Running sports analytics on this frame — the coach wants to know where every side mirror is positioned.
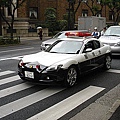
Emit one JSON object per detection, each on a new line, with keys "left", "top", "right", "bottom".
{"left": 85, "top": 48, "right": 92, "bottom": 53}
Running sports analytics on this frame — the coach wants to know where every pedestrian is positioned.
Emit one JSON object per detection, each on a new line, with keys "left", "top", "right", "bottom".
{"left": 91, "top": 27, "right": 100, "bottom": 39}
{"left": 101, "top": 27, "right": 107, "bottom": 36}
{"left": 38, "top": 28, "right": 43, "bottom": 40}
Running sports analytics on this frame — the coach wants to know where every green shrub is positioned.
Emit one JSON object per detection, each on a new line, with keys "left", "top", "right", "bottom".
{"left": 0, "top": 36, "right": 20, "bottom": 45}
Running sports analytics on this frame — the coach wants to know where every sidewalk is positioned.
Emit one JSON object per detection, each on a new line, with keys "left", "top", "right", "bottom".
{"left": 19, "top": 36, "right": 51, "bottom": 46}
{"left": 20, "top": 36, "right": 51, "bottom": 41}
{"left": 70, "top": 84, "right": 120, "bottom": 120}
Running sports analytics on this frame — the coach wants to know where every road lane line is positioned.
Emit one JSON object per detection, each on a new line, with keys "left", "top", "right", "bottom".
{"left": 0, "top": 70, "right": 15, "bottom": 77}
{"left": 0, "top": 47, "right": 34, "bottom": 54}
{"left": 107, "top": 69, "right": 120, "bottom": 74}
{"left": 28, "top": 86, "right": 105, "bottom": 120}
{"left": 0, "top": 53, "right": 36, "bottom": 61}
{"left": 0, "top": 87, "right": 64, "bottom": 119}
{"left": 0, "top": 83, "right": 34, "bottom": 98}
{"left": 0, "top": 55, "right": 24, "bottom": 61}
{"left": 0, "top": 75, "right": 20, "bottom": 86}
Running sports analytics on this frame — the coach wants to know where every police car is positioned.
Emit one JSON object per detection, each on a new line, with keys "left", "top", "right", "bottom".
{"left": 18, "top": 36, "right": 112, "bottom": 87}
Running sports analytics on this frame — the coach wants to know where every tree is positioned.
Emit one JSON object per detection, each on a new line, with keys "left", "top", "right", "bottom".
{"left": 105, "top": 0, "right": 120, "bottom": 24}
{"left": 67, "top": 0, "right": 82, "bottom": 29}
{"left": 82, "top": 0, "right": 104, "bottom": 16}
{"left": 0, "top": 0, "right": 26, "bottom": 38}
{"left": 44, "top": 8, "right": 57, "bottom": 34}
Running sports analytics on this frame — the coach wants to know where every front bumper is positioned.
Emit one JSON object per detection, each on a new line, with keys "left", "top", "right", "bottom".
{"left": 102, "top": 42, "right": 120, "bottom": 55}
{"left": 111, "top": 46, "right": 120, "bottom": 55}
{"left": 18, "top": 66, "right": 66, "bottom": 85}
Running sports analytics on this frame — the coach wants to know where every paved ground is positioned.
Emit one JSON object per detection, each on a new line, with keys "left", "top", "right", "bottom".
{"left": 20, "top": 36, "right": 50, "bottom": 41}
{"left": 18, "top": 36, "right": 120, "bottom": 120}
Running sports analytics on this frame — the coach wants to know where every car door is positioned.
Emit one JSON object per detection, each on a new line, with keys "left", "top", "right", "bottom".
{"left": 78, "top": 41, "right": 96, "bottom": 73}
{"left": 92, "top": 40, "right": 105, "bottom": 67}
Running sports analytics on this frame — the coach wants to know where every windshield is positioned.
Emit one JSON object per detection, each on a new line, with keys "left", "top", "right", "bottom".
{"left": 104, "top": 26, "right": 120, "bottom": 36}
{"left": 46, "top": 40, "right": 83, "bottom": 54}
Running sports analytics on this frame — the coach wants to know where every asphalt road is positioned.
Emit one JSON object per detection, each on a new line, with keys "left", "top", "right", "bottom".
{"left": 0, "top": 37, "right": 120, "bottom": 120}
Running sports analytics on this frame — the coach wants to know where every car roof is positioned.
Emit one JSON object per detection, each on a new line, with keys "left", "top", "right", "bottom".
{"left": 58, "top": 36, "right": 98, "bottom": 43}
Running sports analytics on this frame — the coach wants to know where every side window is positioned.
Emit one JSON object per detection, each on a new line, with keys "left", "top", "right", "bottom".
{"left": 93, "top": 40, "right": 100, "bottom": 49}
{"left": 85, "top": 41, "right": 93, "bottom": 49}
{"left": 83, "top": 41, "right": 93, "bottom": 52}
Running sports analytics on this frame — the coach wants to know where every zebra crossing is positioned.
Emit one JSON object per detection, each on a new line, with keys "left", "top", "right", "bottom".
{"left": 0, "top": 69, "right": 118, "bottom": 119}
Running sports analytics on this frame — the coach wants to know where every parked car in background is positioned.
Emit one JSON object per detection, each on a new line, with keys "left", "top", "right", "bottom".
{"left": 40, "top": 30, "right": 91, "bottom": 50}
{"left": 99, "top": 25, "right": 120, "bottom": 55}
{"left": 18, "top": 36, "right": 112, "bottom": 87}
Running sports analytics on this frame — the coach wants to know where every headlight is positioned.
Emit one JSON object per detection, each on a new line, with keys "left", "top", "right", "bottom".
{"left": 46, "top": 64, "right": 63, "bottom": 71}
{"left": 19, "top": 60, "right": 25, "bottom": 66}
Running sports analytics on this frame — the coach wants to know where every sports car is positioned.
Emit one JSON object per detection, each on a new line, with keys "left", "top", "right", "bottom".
{"left": 18, "top": 37, "right": 112, "bottom": 87}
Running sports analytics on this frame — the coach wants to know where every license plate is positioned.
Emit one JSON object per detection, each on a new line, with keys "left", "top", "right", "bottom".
{"left": 25, "top": 71, "right": 34, "bottom": 79}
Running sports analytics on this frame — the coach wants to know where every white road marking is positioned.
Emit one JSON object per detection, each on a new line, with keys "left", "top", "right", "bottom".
{"left": 0, "top": 87, "right": 64, "bottom": 119}
{"left": 0, "top": 70, "right": 15, "bottom": 77}
{"left": 28, "top": 86, "right": 105, "bottom": 120}
{"left": 0, "top": 75, "right": 20, "bottom": 86}
{"left": 0, "top": 55, "right": 24, "bottom": 61}
{"left": 107, "top": 69, "right": 120, "bottom": 74}
{"left": 0, "top": 47, "right": 34, "bottom": 54}
{"left": 0, "top": 52, "right": 37, "bottom": 61}
{"left": 0, "top": 83, "right": 34, "bottom": 98}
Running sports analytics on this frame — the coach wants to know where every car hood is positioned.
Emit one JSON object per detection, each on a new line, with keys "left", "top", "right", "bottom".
{"left": 22, "top": 51, "right": 76, "bottom": 66}
{"left": 99, "top": 35, "right": 120, "bottom": 43}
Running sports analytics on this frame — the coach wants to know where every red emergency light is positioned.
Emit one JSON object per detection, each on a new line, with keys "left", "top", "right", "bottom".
{"left": 65, "top": 31, "right": 91, "bottom": 37}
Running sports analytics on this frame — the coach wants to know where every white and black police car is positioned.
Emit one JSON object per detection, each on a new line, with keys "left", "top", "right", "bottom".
{"left": 18, "top": 36, "right": 112, "bottom": 87}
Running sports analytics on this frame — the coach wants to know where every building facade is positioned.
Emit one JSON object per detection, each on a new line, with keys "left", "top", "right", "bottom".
{"left": 1, "top": 0, "right": 119, "bottom": 36}
{"left": 17, "top": 0, "right": 116, "bottom": 24}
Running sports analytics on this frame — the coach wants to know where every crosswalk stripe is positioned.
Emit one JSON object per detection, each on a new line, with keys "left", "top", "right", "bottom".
{"left": 28, "top": 86, "right": 105, "bottom": 120}
{"left": 0, "top": 70, "right": 15, "bottom": 77}
{"left": 0, "top": 87, "right": 64, "bottom": 119}
{"left": 107, "top": 69, "right": 120, "bottom": 74}
{"left": 0, "top": 75, "right": 20, "bottom": 86}
{"left": 0, "top": 83, "right": 34, "bottom": 98}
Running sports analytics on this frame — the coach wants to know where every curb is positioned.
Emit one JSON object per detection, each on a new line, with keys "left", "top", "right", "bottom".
{"left": 103, "top": 100, "right": 120, "bottom": 120}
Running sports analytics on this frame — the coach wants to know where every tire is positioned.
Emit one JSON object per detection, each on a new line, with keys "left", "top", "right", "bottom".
{"left": 64, "top": 66, "right": 78, "bottom": 87}
{"left": 104, "top": 55, "right": 112, "bottom": 70}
